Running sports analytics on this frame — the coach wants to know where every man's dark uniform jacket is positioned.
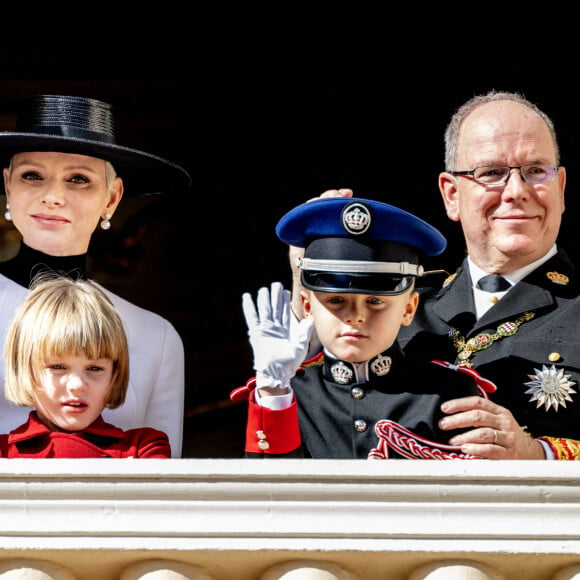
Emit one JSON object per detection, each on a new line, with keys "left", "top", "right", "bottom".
{"left": 397, "top": 249, "right": 580, "bottom": 459}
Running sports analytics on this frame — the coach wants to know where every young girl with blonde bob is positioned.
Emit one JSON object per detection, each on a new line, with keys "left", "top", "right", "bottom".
{"left": 0, "top": 275, "right": 171, "bottom": 458}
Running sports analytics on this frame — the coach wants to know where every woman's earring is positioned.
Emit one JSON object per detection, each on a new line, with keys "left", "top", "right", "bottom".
{"left": 4, "top": 203, "right": 11, "bottom": 222}
{"left": 100, "top": 213, "right": 111, "bottom": 230}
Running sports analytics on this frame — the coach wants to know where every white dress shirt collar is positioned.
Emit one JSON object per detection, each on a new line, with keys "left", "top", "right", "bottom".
{"left": 467, "top": 244, "right": 558, "bottom": 318}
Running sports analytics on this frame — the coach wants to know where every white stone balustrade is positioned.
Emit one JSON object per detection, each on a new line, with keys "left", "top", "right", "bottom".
{"left": 0, "top": 459, "right": 579, "bottom": 579}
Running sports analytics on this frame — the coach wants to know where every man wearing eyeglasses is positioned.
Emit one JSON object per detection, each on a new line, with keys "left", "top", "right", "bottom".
{"left": 289, "top": 91, "right": 580, "bottom": 460}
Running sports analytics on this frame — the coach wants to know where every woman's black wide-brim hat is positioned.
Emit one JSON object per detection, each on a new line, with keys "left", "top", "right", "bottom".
{"left": 0, "top": 94, "right": 192, "bottom": 196}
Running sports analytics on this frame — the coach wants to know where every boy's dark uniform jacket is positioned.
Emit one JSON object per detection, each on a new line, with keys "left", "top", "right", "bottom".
{"left": 232, "top": 344, "right": 490, "bottom": 459}
{"left": 398, "top": 248, "right": 580, "bottom": 459}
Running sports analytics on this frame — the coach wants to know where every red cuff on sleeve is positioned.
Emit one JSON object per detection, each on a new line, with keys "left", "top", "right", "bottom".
{"left": 245, "top": 390, "right": 301, "bottom": 454}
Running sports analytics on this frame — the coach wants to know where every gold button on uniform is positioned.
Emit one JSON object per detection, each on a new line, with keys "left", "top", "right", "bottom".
{"left": 548, "top": 352, "right": 561, "bottom": 362}
{"left": 256, "top": 430, "right": 269, "bottom": 450}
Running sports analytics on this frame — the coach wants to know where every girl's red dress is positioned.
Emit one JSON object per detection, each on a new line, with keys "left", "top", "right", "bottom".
{"left": 0, "top": 411, "right": 171, "bottom": 458}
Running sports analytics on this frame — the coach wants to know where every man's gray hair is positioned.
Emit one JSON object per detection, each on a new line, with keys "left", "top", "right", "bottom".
{"left": 444, "top": 90, "right": 560, "bottom": 171}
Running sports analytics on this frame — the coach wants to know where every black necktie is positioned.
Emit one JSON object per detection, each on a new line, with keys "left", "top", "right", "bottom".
{"left": 476, "top": 274, "right": 511, "bottom": 292}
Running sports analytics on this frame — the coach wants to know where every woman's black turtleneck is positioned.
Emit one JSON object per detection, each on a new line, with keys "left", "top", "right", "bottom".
{"left": 0, "top": 243, "right": 87, "bottom": 288}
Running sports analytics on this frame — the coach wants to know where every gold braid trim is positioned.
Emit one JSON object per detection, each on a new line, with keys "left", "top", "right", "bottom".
{"left": 537, "top": 436, "right": 580, "bottom": 460}
{"left": 301, "top": 351, "right": 324, "bottom": 369}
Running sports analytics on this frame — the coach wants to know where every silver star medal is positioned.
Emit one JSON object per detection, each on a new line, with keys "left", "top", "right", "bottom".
{"left": 524, "top": 364, "right": 577, "bottom": 411}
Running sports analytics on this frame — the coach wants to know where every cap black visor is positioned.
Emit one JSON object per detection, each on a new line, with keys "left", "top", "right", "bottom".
{"left": 301, "top": 271, "right": 414, "bottom": 295}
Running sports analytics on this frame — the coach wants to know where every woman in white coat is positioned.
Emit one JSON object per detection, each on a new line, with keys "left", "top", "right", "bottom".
{"left": 0, "top": 94, "right": 191, "bottom": 457}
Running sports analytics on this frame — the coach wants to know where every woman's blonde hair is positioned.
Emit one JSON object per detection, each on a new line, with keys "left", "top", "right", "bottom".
{"left": 4, "top": 274, "right": 129, "bottom": 408}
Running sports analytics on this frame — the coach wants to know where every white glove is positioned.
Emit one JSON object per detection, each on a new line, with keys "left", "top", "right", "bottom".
{"left": 242, "top": 282, "right": 314, "bottom": 390}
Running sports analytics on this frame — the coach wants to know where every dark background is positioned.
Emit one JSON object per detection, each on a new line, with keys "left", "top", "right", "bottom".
{"left": 0, "top": 47, "right": 577, "bottom": 457}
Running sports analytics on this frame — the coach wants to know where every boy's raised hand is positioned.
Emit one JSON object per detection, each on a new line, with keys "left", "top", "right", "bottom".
{"left": 242, "top": 282, "right": 314, "bottom": 392}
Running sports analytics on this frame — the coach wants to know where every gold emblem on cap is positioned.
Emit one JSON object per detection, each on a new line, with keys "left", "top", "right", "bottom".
{"left": 547, "top": 271, "right": 569, "bottom": 285}
{"left": 342, "top": 202, "right": 371, "bottom": 235}
{"left": 548, "top": 352, "right": 561, "bottom": 362}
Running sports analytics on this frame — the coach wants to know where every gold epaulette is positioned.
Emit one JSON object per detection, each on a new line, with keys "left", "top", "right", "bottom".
{"left": 537, "top": 436, "right": 580, "bottom": 460}
{"left": 442, "top": 272, "right": 457, "bottom": 287}
{"left": 301, "top": 351, "right": 324, "bottom": 369}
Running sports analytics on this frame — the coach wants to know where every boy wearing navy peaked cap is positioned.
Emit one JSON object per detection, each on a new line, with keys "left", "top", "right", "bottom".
{"left": 277, "top": 197, "right": 446, "bottom": 295}
{"left": 232, "top": 198, "right": 496, "bottom": 459}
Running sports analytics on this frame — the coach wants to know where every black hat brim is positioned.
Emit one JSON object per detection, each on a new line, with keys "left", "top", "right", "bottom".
{"left": 301, "top": 270, "right": 415, "bottom": 295}
{"left": 0, "top": 133, "right": 191, "bottom": 197}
